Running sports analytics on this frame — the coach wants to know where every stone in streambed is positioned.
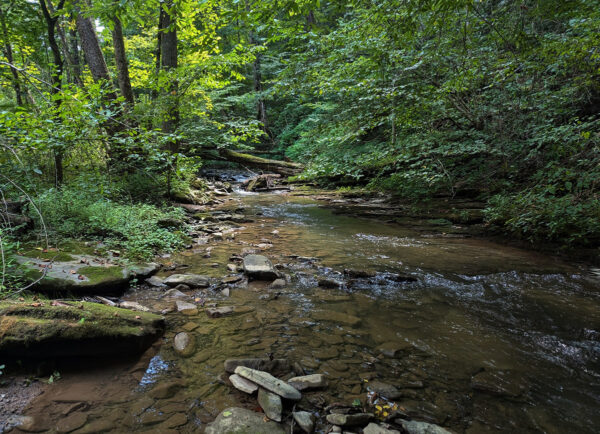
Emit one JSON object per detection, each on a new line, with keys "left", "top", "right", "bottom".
{"left": 56, "top": 412, "right": 88, "bottom": 433}
{"left": 312, "top": 310, "right": 361, "bottom": 326}
{"left": 363, "top": 423, "right": 401, "bottom": 434}
{"left": 293, "top": 411, "right": 315, "bottom": 433}
{"left": 269, "top": 278, "right": 286, "bottom": 289}
{"left": 146, "top": 275, "right": 167, "bottom": 288}
{"left": 229, "top": 374, "right": 258, "bottom": 394}
{"left": 400, "top": 420, "right": 452, "bottom": 434}
{"left": 163, "top": 288, "right": 189, "bottom": 299}
{"left": 224, "top": 358, "right": 290, "bottom": 374}
{"left": 234, "top": 366, "right": 301, "bottom": 400}
{"left": 258, "top": 388, "right": 283, "bottom": 422}
{"left": 175, "top": 300, "right": 198, "bottom": 315}
{"left": 243, "top": 254, "right": 278, "bottom": 280}
{"left": 288, "top": 374, "right": 327, "bottom": 391}
{"left": 367, "top": 380, "right": 401, "bottom": 400}
{"left": 318, "top": 278, "right": 343, "bottom": 288}
{"left": 205, "top": 407, "right": 284, "bottom": 434}
{"left": 326, "top": 413, "right": 373, "bottom": 427}
{"left": 163, "top": 274, "right": 210, "bottom": 288}
{"left": 206, "top": 306, "right": 234, "bottom": 318}
{"left": 173, "top": 332, "right": 195, "bottom": 357}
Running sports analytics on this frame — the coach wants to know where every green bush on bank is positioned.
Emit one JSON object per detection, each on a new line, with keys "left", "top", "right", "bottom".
{"left": 33, "top": 184, "right": 188, "bottom": 260}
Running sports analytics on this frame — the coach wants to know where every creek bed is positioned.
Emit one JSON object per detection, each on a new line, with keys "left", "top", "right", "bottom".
{"left": 10, "top": 191, "right": 600, "bottom": 433}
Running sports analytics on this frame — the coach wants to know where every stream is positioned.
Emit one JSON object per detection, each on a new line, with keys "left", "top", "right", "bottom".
{"left": 11, "top": 188, "right": 600, "bottom": 433}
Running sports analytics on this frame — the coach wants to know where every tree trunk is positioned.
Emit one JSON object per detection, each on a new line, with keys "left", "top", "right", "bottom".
{"left": 39, "top": 0, "right": 65, "bottom": 186}
{"left": 0, "top": 8, "right": 23, "bottom": 105}
{"left": 152, "top": 7, "right": 164, "bottom": 101}
{"left": 160, "top": 0, "right": 178, "bottom": 144}
{"left": 69, "top": 24, "right": 82, "bottom": 84}
{"left": 111, "top": 15, "right": 134, "bottom": 106}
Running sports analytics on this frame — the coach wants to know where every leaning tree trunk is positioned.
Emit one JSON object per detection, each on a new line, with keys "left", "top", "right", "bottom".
{"left": 111, "top": 15, "right": 134, "bottom": 106}
{"left": 218, "top": 149, "right": 303, "bottom": 176}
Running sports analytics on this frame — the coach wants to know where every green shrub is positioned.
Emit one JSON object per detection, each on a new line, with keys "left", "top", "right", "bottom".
{"left": 33, "top": 186, "right": 187, "bottom": 260}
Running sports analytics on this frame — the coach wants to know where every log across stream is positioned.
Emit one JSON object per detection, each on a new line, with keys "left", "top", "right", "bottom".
{"left": 3, "top": 186, "right": 600, "bottom": 433}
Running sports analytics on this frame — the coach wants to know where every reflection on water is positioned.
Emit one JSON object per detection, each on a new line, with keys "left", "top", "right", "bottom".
{"left": 26, "top": 192, "right": 600, "bottom": 433}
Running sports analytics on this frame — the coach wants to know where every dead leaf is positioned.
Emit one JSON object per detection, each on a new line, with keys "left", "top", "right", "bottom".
{"left": 70, "top": 270, "right": 76, "bottom": 274}
{"left": 77, "top": 275, "right": 85, "bottom": 280}
{"left": 135, "top": 315, "right": 141, "bottom": 320}
{"left": 77, "top": 304, "right": 84, "bottom": 310}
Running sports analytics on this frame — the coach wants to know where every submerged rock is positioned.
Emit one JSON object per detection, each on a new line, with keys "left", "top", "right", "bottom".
{"left": 234, "top": 366, "right": 302, "bottom": 400}
{"left": 229, "top": 374, "right": 258, "bottom": 394}
{"left": 173, "top": 332, "right": 195, "bottom": 357}
{"left": 293, "top": 411, "right": 315, "bottom": 433}
{"left": 205, "top": 407, "right": 285, "bottom": 434}
{"left": 206, "top": 306, "right": 234, "bottom": 318}
{"left": 470, "top": 369, "right": 527, "bottom": 398}
{"left": 258, "top": 388, "right": 283, "bottom": 422}
{"left": 288, "top": 374, "right": 327, "bottom": 391}
{"left": 326, "top": 413, "right": 373, "bottom": 427}
{"left": 224, "top": 358, "right": 290, "bottom": 374}
{"left": 312, "top": 310, "right": 361, "bottom": 326}
{"left": 318, "top": 278, "right": 343, "bottom": 288}
{"left": 175, "top": 300, "right": 198, "bottom": 315}
{"left": 0, "top": 301, "right": 164, "bottom": 357}
{"left": 400, "top": 420, "right": 452, "bottom": 434}
{"left": 367, "top": 381, "right": 401, "bottom": 400}
{"left": 243, "top": 254, "right": 278, "bottom": 280}
{"left": 363, "top": 423, "right": 401, "bottom": 434}
{"left": 163, "top": 274, "right": 210, "bottom": 288}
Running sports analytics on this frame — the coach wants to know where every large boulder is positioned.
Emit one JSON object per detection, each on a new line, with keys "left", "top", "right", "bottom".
{"left": 16, "top": 253, "right": 156, "bottom": 295}
{"left": 243, "top": 254, "right": 278, "bottom": 280}
{"left": 0, "top": 301, "right": 165, "bottom": 358}
{"left": 205, "top": 407, "right": 285, "bottom": 434}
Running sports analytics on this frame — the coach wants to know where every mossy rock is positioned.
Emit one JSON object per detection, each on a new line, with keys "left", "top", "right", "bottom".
{"left": 0, "top": 301, "right": 165, "bottom": 358}
{"left": 16, "top": 254, "right": 158, "bottom": 295}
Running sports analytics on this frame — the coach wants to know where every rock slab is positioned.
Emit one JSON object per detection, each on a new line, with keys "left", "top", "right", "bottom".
{"left": 363, "top": 423, "right": 401, "bottom": 434}
{"left": 243, "top": 254, "right": 278, "bottom": 280}
{"left": 164, "top": 274, "right": 210, "bottom": 288}
{"left": 400, "top": 420, "right": 453, "bottom": 434}
{"left": 205, "top": 407, "right": 285, "bottom": 434}
{"left": 293, "top": 411, "right": 315, "bottom": 433}
{"left": 288, "top": 374, "right": 327, "bottom": 391}
{"left": 234, "top": 366, "right": 302, "bottom": 400}
{"left": 229, "top": 374, "right": 258, "bottom": 394}
{"left": 258, "top": 388, "right": 283, "bottom": 422}
{"left": 326, "top": 413, "right": 373, "bottom": 427}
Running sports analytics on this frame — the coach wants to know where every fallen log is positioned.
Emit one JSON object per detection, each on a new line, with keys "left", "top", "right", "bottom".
{"left": 218, "top": 149, "right": 303, "bottom": 176}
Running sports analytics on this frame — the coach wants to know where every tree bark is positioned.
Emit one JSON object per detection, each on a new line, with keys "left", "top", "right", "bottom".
{"left": 160, "top": 0, "right": 179, "bottom": 145}
{"left": 111, "top": 15, "right": 134, "bottom": 106}
{"left": 152, "top": 7, "right": 164, "bottom": 101}
{"left": 0, "top": 7, "right": 23, "bottom": 105}
{"left": 39, "top": 0, "right": 66, "bottom": 186}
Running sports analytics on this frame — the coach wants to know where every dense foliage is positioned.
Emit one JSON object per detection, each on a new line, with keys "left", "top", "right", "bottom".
{"left": 0, "top": 0, "right": 598, "bottom": 287}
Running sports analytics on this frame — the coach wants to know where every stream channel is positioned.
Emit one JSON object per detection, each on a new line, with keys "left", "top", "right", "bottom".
{"left": 11, "top": 186, "right": 600, "bottom": 433}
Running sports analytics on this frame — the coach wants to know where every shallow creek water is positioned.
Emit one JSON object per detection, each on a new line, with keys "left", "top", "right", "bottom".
{"left": 16, "top": 191, "right": 600, "bottom": 433}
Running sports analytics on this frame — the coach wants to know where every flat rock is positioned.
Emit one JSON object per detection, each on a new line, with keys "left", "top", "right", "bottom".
{"left": 229, "top": 374, "right": 258, "bottom": 394}
{"left": 173, "top": 332, "right": 195, "bottom": 357}
{"left": 205, "top": 407, "right": 285, "bottom": 434}
{"left": 0, "top": 301, "right": 164, "bottom": 358}
{"left": 149, "top": 381, "right": 184, "bottom": 399}
{"left": 326, "top": 413, "right": 373, "bottom": 427}
{"left": 206, "top": 306, "right": 234, "bottom": 318}
{"left": 129, "top": 262, "right": 160, "bottom": 278}
{"left": 269, "top": 278, "right": 286, "bottom": 289}
{"left": 258, "top": 388, "right": 283, "bottom": 422}
{"left": 146, "top": 276, "right": 167, "bottom": 288}
{"left": 56, "top": 412, "right": 88, "bottom": 433}
{"left": 288, "top": 374, "right": 327, "bottom": 391}
{"left": 243, "top": 254, "right": 278, "bottom": 280}
{"left": 367, "top": 381, "right": 401, "bottom": 400}
{"left": 163, "top": 274, "right": 210, "bottom": 288}
{"left": 400, "top": 420, "right": 452, "bottom": 434}
{"left": 119, "top": 301, "right": 152, "bottom": 312}
{"left": 224, "top": 358, "right": 290, "bottom": 374}
{"left": 364, "top": 423, "right": 401, "bottom": 434}
{"left": 234, "top": 366, "right": 302, "bottom": 400}
{"left": 175, "top": 300, "right": 198, "bottom": 315}
{"left": 163, "top": 289, "right": 189, "bottom": 299}
{"left": 222, "top": 275, "right": 243, "bottom": 284}
{"left": 344, "top": 269, "right": 376, "bottom": 278}
{"left": 312, "top": 310, "right": 361, "bottom": 326}
{"left": 293, "top": 411, "right": 315, "bottom": 433}
{"left": 318, "top": 278, "right": 343, "bottom": 288}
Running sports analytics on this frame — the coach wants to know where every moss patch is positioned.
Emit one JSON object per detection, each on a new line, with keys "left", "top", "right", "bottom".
{"left": 0, "top": 301, "right": 165, "bottom": 357}
{"left": 78, "top": 266, "right": 127, "bottom": 285}
{"left": 21, "top": 249, "right": 75, "bottom": 262}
